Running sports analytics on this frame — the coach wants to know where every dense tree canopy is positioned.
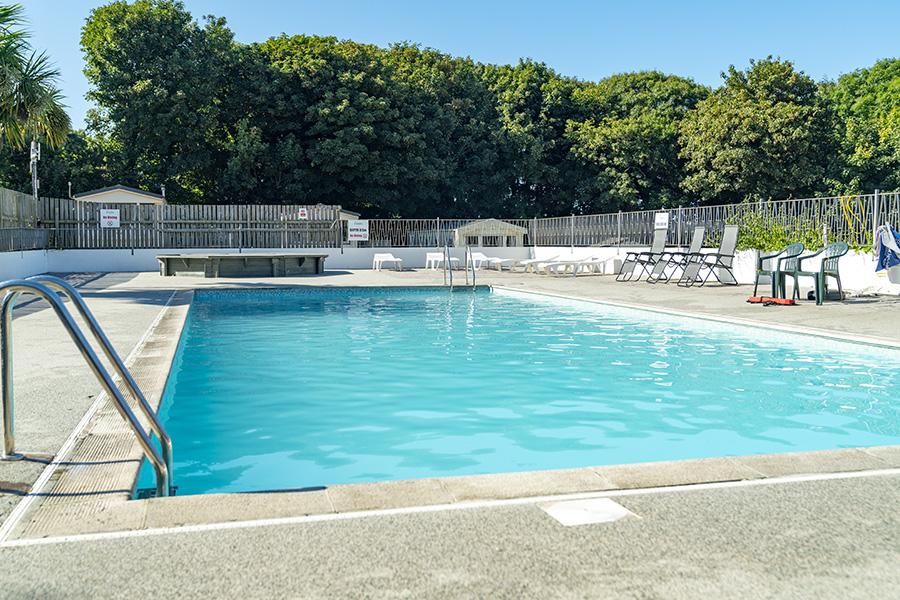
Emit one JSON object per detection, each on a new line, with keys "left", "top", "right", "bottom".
{"left": 80, "top": 0, "right": 237, "bottom": 201}
{"left": 0, "top": 0, "right": 897, "bottom": 216}
{"left": 679, "top": 58, "right": 835, "bottom": 203}
{"left": 567, "top": 71, "right": 708, "bottom": 210}
{"left": 828, "top": 58, "right": 900, "bottom": 193}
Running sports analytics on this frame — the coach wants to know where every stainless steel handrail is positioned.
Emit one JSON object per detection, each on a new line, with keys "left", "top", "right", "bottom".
{"left": 444, "top": 241, "right": 453, "bottom": 289}
{"left": 465, "top": 245, "right": 476, "bottom": 288}
{"left": 26, "top": 275, "right": 173, "bottom": 486}
{"left": 0, "top": 280, "right": 170, "bottom": 497}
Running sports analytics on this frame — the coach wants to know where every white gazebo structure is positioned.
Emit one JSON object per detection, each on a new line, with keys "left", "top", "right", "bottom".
{"left": 453, "top": 219, "right": 527, "bottom": 247}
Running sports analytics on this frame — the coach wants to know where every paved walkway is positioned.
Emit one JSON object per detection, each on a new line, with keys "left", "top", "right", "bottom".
{"left": 1, "top": 269, "right": 899, "bottom": 597}
{"left": 2, "top": 473, "right": 898, "bottom": 599}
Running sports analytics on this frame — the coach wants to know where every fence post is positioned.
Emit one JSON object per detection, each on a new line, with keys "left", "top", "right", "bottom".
{"left": 53, "top": 198, "right": 59, "bottom": 248}
{"left": 335, "top": 205, "right": 342, "bottom": 250}
{"left": 435, "top": 217, "right": 440, "bottom": 248}
{"left": 532, "top": 217, "right": 537, "bottom": 247}
{"left": 570, "top": 214, "right": 575, "bottom": 251}
{"left": 873, "top": 189, "right": 880, "bottom": 245}
{"left": 616, "top": 210, "right": 622, "bottom": 254}
{"left": 677, "top": 206, "right": 683, "bottom": 246}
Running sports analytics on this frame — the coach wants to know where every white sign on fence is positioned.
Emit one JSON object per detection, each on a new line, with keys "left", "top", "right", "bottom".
{"left": 297, "top": 207, "right": 308, "bottom": 220}
{"left": 654, "top": 211, "right": 669, "bottom": 229}
{"left": 99, "top": 209, "right": 121, "bottom": 229}
{"left": 347, "top": 219, "right": 369, "bottom": 242}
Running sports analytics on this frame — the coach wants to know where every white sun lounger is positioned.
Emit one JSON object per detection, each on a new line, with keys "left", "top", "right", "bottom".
{"left": 517, "top": 255, "right": 559, "bottom": 273}
{"left": 534, "top": 255, "right": 582, "bottom": 274}
{"left": 544, "top": 255, "right": 607, "bottom": 276}
{"left": 470, "top": 252, "right": 513, "bottom": 271}
{"left": 373, "top": 253, "right": 403, "bottom": 271}
{"left": 425, "top": 252, "right": 459, "bottom": 270}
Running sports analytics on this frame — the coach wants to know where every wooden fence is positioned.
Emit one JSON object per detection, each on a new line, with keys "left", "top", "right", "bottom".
{"left": 0, "top": 188, "right": 40, "bottom": 229}
{"left": 37, "top": 198, "right": 342, "bottom": 249}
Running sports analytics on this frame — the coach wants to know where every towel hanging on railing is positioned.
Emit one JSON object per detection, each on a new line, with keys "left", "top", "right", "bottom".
{"left": 874, "top": 225, "right": 900, "bottom": 272}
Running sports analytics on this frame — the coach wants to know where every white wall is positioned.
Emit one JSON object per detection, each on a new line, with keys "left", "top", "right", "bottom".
{"left": 529, "top": 246, "right": 900, "bottom": 295}
{"left": 35, "top": 246, "right": 530, "bottom": 274}
{"left": 0, "top": 250, "right": 49, "bottom": 280}
{"left": 2, "top": 245, "right": 898, "bottom": 295}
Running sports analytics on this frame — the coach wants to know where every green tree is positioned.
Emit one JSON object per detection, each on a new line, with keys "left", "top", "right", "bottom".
{"left": 382, "top": 44, "right": 508, "bottom": 217}
{"left": 250, "top": 35, "right": 449, "bottom": 216}
{"left": 0, "top": 130, "right": 123, "bottom": 197}
{"left": 828, "top": 58, "right": 900, "bottom": 192}
{"left": 82, "top": 0, "right": 239, "bottom": 202}
{"left": 483, "top": 60, "right": 594, "bottom": 216}
{"left": 567, "top": 71, "right": 708, "bottom": 211}
{"left": 679, "top": 57, "right": 834, "bottom": 203}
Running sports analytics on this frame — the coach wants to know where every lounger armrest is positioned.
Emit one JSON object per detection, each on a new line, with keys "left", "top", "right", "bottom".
{"left": 701, "top": 252, "right": 734, "bottom": 264}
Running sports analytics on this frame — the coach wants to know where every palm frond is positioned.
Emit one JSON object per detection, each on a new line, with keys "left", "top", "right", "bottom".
{"left": 0, "top": 50, "right": 70, "bottom": 149}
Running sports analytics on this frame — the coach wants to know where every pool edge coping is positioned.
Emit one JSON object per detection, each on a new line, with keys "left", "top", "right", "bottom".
{"left": 3, "top": 282, "right": 899, "bottom": 541}
{"left": 0, "top": 288, "right": 193, "bottom": 543}
{"left": 492, "top": 285, "right": 900, "bottom": 350}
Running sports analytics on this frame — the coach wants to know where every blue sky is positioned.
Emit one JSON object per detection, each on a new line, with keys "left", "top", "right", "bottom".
{"left": 21, "top": 0, "right": 900, "bottom": 129}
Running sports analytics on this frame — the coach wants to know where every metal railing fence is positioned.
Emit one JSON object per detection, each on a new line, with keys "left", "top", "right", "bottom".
{"left": 0, "top": 188, "right": 896, "bottom": 252}
{"left": 360, "top": 192, "right": 898, "bottom": 249}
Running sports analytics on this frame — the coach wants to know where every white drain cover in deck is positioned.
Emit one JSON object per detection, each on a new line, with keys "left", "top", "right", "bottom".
{"left": 539, "top": 498, "right": 637, "bottom": 526}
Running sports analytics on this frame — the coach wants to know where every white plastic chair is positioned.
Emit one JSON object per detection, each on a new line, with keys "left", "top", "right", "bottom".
{"left": 372, "top": 253, "right": 403, "bottom": 271}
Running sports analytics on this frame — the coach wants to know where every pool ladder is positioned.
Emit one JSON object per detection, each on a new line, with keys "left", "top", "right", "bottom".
{"left": 464, "top": 245, "right": 476, "bottom": 288}
{"left": 441, "top": 243, "right": 476, "bottom": 289}
{"left": 0, "top": 275, "right": 173, "bottom": 497}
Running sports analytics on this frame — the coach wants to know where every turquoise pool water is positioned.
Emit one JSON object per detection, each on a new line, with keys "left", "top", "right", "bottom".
{"left": 139, "top": 287, "right": 900, "bottom": 495}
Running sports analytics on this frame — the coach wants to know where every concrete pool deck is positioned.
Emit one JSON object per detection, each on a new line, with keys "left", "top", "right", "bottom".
{"left": 1, "top": 268, "right": 899, "bottom": 597}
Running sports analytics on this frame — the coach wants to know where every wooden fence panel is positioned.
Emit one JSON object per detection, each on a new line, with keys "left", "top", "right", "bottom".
{"left": 23, "top": 198, "right": 343, "bottom": 249}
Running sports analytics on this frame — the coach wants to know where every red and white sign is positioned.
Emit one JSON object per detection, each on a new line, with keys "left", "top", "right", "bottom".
{"left": 347, "top": 220, "right": 369, "bottom": 242}
{"left": 99, "top": 209, "right": 121, "bottom": 229}
{"left": 297, "top": 208, "right": 309, "bottom": 220}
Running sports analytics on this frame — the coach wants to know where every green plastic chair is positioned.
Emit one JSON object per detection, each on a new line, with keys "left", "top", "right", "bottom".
{"left": 789, "top": 242, "right": 850, "bottom": 305}
{"left": 753, "top": 243, "right": 804, "bottom": 298}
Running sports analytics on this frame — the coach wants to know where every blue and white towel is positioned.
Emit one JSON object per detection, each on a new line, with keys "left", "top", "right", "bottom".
{"left": 874, "top": 225, "right": 900, "bottom": 271}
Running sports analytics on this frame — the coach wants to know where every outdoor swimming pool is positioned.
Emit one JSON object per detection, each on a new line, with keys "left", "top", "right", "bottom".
{"left": 139, "top": 287, "right": 900, "bottom": 495}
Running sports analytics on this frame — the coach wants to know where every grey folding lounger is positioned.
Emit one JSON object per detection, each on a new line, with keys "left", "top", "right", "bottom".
{"left": 648, "top": 225, "right": 706, "bottom": 284}
{"left": 678, "top": 224, "right": 739, "bottom": 287}
{"left": 616, "top": 226, "right": 669, "bottom": 282}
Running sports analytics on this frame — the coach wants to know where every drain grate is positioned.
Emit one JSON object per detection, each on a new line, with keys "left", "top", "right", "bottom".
{"left": 539, "top": 498, "right": 637, "bottom": 526}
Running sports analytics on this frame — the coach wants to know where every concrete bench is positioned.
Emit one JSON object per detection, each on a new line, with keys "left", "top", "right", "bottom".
{"left": 157, "top": 253, "right": 327, "bottom": 278}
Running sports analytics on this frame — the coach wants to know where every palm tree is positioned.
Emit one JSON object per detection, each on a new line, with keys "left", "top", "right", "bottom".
{"left": 0, "top": 4, "right": 70, "bottom": 151}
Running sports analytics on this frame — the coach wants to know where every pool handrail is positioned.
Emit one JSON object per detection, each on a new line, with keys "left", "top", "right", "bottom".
{"left": 26, "top": 275, "right": 173, "bottom": 489}
{"left": 443, "top": 240, "right": 453, "bottom": 289}
{"left": 0, "top": 279, "right": 171, "bottom": 497}
{"left": 465, "top": 245, "right": 476, "bottom": 287}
